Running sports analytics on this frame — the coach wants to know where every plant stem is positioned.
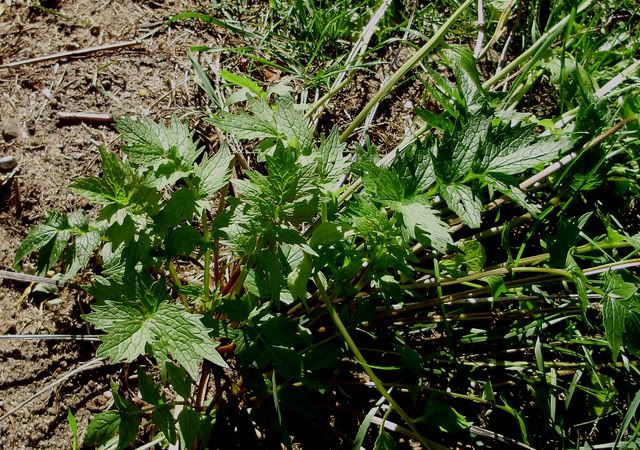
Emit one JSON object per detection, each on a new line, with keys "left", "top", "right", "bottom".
{"left": 202, "top": 209, "right": 212, "bottom": 309}
{"left": 313, "top": 274, "right": 434, "bottom": 448}
{"left": 339, "top": 0, "right": 474, "bottom": 142}
{"left": 482, "top": 0, "right": 593, "bottom": 90}
{"left": 168, "top": 261, "right": 189, "bottom": 308}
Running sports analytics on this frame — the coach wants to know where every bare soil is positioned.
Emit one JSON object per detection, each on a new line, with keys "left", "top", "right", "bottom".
{"left": 0, "top": 1, "right": 224, "bottom": 448}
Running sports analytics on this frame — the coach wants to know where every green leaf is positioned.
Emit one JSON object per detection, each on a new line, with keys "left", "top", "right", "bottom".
{"left": 354, "top": 158, "right": 404, "bottom": 203}
{"left": 85, "top": 411, "right": 120, "bottom": 446}
{"left": 14, "top": 211, "right": 71, "bottom": 273}
{"left": 85, "top": 296, "right": 228, "bottom": 380}
{"left": 486, "top": 134, "right": 571, "bottom": 175}
{"left": 440, "top": 183, "right": 483, "bottom": 228}
{"left": 212, "top": 99, "right": 313, "bottom": 151}
{"left": 315, "top": 127, "right": 350, "bottom": 191}
{"left": 420, "top": 393, "right": 471, "bottom": 432}
{"left": 435, "top": 115, "right": 491, "bottom": 182}
{"left": 602, "top": 295, "right": 640, "bottom": 360}
{"left": 165, "top": 225, "right": 201, "bottom": 258}
{"left": 137, "top": 368, "right": 160, "bottom": 405}
{"left": 309, "top": 222, "right": 343, "bottom": 247}
{"left": 67, "top": 409, "right": 78, "bottom": 450}
{"left": 65, "top": 230, "right": 101, "bottom": 280}
{"left": 155, "top": 187, "right": 198, "bottom": 229}
{"left": 116, "top": 115, "right": 202, "bottom": 172}
{"left": 286, "top": 246, "right": 313, "bottom": 302}
{"left": 167, "top": 362, "right": 192, "bottom": 399}
{"left": 485, "top": 174, "right": 540, "bottom": 216}
{"left": 373, "top": 431, "right": 401, "bottom": 450}
{"left": 220, "top": 69, "right": 265, "bottom": 98}
{"left": 544, "top": 217, "right": 581, "bottom": 268}
{"left": 396, "top": 200, "right": 452, "bottom": 253}
{"left": 178, "top": 406, "right": 200, "bottom": 448}
{"left": 152, "top": 404, "right": 177, "bottom": 444}
{"left": 193, "top": 148, "right": 234, "bottom": 198}
{"left": 446, "top": 45, "right": 485, "bottom": 112}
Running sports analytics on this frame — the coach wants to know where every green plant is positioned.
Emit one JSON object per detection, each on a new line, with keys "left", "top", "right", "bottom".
{"left": 12, "top": 1, "right": 640, "bottom": 448}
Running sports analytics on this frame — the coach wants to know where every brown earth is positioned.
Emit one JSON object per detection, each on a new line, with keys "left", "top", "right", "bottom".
{"left": 0, "top": 1, "right": 226, "bottom": 448}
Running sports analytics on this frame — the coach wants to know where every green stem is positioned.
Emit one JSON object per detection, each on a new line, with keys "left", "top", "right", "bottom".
{"left": 313, "top": 274, "right": 434, "bottom": 448}
{"left": 168, "top": 261, "right": 189, "bottom": 309}
{"left": 202, "top": 209, "right": 212, "bottom": 309}
{"left": 339, "top": 0, "right": 474, "bottom": 142}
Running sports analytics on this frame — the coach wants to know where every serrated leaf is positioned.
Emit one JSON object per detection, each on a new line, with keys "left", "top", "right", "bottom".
{"left": 309, "top": 222, "right": 343, "bottom": 247}
{"left": 440, "top": 183, "right": 483, "bottom": 228}
{"left": 485, "top": 174, "right": 540, "bottom": 215}
{"left": 420, "top": 393, "right": 471, "bottom": 432}
{"left": 316, "top": 127, "right": 350, "bottom": 191}
{"left": 354, "top": 158, "right": 404, "bottom": 203}
{"left": 14, "top": 211, "right": 71, "bottom": 273}
{"left": 392, "top": 143, "right": 436, "bottom": 196}
{"left": 435, "top": 115, "right": 491, "bottom": 182}
{"left": 65, "top": 230, "right": 101, "bottom": 280}
{"left": 603, "top": 295, "right": 640, "bottom": 360}
{"left": 446, "top": 45, "right": 485, "bottom": 112}
{"left": 286, "top": 247, "right": 312, "bottom": 301}
{"left": 117, "top": 411, "right": 141, "bottom": 450}
{"left": 194, "top": 149, "right": 234, "bottom": 198}
{"left": 220, "top": 70, "right": 265, "bottom": 98}
{"left": 167, "top": 362, "right": 192, "bottom": 398}
{"left": 137, "top": 368, "right": 160, "bottom": 405}
{"left": 155, "top": 187, "right": 198, "bottom": 229}
{"left": 396, "top": 201, "right": 452, "bottom": 253}
{"left": 165, "top": 225, "right": 201, "bottom": 258}
{"left": 487, "top": 134, "right": 572, "bottom": 175}
{"left": 85, "top": 298, "right": 228, "bottom": 380}
{"left": 116, "top": 116, "right": 202, "bottom": 172}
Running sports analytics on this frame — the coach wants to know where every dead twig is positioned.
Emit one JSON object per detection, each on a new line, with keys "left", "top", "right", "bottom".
{"left": 0, "top": 39, "right": 144, "bottom": 70}
{"left": 56, "top": 111, "right": 114, "bottom": 125}
{"left": 0, "top": 334, "right": 100, "bottom": 341}
{"left": 0, "top": 269, "right": 77, "bottom": 289}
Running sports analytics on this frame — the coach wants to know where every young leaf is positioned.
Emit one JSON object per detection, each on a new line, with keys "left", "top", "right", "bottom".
{"left": 419, "top": 393, "right": 472, "bottom": 432}
{"left": 211, "top": 99, "right": 313, "bottom": 151}
{"left": 152, "top": 404, "right": 177, "bottom": 444}
{"left": 85, "top": 299, "right": 228, "bottom": 379}
{"left": 67, "top": 409, "right": 78, "bottom": 450}
{"left": 446, "top": 45, "right": 486, "bottom": 112}
{"left": 434, "top": 114, "right": 491, "bottom": 182}
{"left": 13, "top": 211, "right": 71, "bottom": 273}
{"left": 178, "top": 406, "right": 200, "bottom": 448}
{"left": 116, "top": 115, "right": 202, "bottom": 178}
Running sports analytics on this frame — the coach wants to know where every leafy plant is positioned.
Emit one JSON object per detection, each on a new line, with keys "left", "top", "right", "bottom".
{"left": 12, "top": 0, "right": 640, "bottom": 448}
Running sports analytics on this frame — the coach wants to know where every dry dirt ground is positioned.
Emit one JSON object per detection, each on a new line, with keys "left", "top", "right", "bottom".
{"left": 0, "top": 1, "right": 230, "bottom": 448}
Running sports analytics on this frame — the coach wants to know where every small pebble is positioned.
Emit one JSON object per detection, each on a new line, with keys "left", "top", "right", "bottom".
{"left": 1, "top": 119, "right": 22, "bottom": 142}
{"left": 0, "top": 155, "right": 17, "bottom": 170}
